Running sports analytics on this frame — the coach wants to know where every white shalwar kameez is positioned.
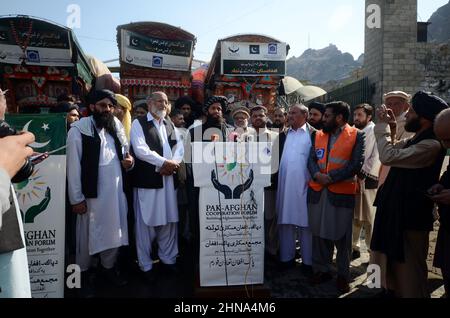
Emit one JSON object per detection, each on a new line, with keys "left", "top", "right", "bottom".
{"left": 130, "top": 113, "right": 184, "bottom": 272}
{"left": 276, "top": 124, "right": 313, "bottom": 264}
{"left": 67, "top": 117, "right": 129, "bottom": 271}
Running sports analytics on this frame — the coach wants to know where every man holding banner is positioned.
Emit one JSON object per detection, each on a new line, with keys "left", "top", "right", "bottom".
{"left": 67, "top": 90, "right": 133, "bottom": 296}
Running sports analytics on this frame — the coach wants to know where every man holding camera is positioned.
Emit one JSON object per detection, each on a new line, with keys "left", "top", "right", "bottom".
{"left": 0, "top": 88, "right": 34, "bottom": 298}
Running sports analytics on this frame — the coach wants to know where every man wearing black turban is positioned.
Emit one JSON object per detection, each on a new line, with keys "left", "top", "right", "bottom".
{"left": 67, "top": 89, "right": 134, "bottom": 296}
{"left": 188, "top": 96, "right": 233, "bottom": 143}
{"left": 184, "top": 96, "right": 234, "bottom": 260}
{"left": 371, "top": 91, "right": 449, "bottom": 298}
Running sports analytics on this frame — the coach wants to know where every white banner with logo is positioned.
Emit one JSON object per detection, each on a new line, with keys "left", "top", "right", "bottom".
{"left": 221, "top": 41, "right": 287, "bottom": 61}
{"left": 8, "top": 114, "right": 67, "bottom": 298}
{"left": 120, "top": 29, "right": 193, "bottom": 71}
{"left": 0, "top": 44, "right": 73, "bottom": 66}
{"left": 192, "top": 142, "right": 271, "bottom": 287}
{"left": 221, "top": 41, "right": 286, "bottom": 76}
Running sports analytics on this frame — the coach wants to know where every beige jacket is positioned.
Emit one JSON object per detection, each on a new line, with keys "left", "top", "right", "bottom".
{"left": 375, "top": 122, "right": 442, "bottom": 169}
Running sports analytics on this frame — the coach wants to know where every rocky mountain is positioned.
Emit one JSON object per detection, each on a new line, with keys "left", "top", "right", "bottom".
{"left": 428, "top": 1, "right": 450, "bottom": 43}
{"left": 286, "top": 44, "right": 362, "bottom": 85}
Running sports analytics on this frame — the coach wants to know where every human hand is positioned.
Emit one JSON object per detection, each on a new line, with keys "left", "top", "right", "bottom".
{"left": 431, "top": 189, "right": 450, "bottom": 206}
{"left": 376, "top": 105, "right": 397, "bottom": 126}
{"left": 0, "top": 132, "right": 35, "bottom": 178}
{"left": 428, "top": 184, "right": 445, "bottom": 195}
{"left": 160, "top": 160, "right": 179, "bottom": 176}
{"left": 72, "top": 201, "right": 87, "bottom": 215}
{"left": 121, "top": 153, "right": 134, "bottom": 170}
{"left": 314, "top": 173, "right": 332, "bottom": 186}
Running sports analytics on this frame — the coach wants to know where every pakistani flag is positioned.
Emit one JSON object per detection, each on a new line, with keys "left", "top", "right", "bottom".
{"left": 6, "top": 114, "right": 67, "bottom": 299}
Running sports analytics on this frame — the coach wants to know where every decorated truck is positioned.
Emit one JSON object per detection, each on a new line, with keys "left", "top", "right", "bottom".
{"left": 204, "top": 34, "right": 289, "bottom": 115}
{"left": 0, "top": 15, "right": 94, "bottom": 113}
{"left": 117, "top": 21, "right": 196, "bottom": 105}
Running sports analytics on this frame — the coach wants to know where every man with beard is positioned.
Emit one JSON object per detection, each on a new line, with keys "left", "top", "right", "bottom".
{"left": 308, "top": 102, "right": 325, "bottom": 130}
{"left": 430, "top": 108, "right": 450, "bottom": 298}
{"left": 185, "top": 96, "right": 234, "bottom": 262}
{"left": 67, "top": 89, "right": 134, "bottom": 297}
{"left": 351, "top": 104, "right": 380, "bottom": 260}
{"left": 371, "top": 91, "right": 448, "bottom": 298}
{"left": 271, "top": 107, "right": 288, "bottom": 131}
{"left": 243, "top": 106, "right": 280, "bottom": 260}
{"left": 378, "top": 91, "right": 415, "bottom": 187}
{"left": 188, "top": 96, "right": 234, "bottom": 143}
{"left": 383, "top": 91, "right": 415, "bottom": 141}
{"left": 232, "top": 106, "right": 254, "bottom": 138}
{"left": 129, "top": 92, "right": 184, "bottom": 282}
{"left": 307, "top": 101, "right": 365, "bottom": 294}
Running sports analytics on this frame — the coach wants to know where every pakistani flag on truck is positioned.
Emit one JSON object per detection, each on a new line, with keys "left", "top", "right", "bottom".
{"left": 6, "top": 114, "right": 67, "bottom": 298}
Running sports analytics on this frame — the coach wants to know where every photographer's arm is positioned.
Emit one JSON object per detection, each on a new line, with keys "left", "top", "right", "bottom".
{"left": 0, "top": 133, "right": 34, "bottom": 178}
{"left": 0, "top": 168, "right": 11, "bottom": 228}
{"left": 0, "top": 133, "right": 35, "bottom": 227}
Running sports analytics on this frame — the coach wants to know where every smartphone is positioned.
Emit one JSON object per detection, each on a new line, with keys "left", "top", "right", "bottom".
{"left": 30, "top": 153, "right": 47, "bottom": 163}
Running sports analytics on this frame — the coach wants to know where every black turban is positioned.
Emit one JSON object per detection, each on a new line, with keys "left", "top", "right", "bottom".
{"left": 411, "top": 91, "right": 449, "bottom": 122}
{"left": 203, "top": 96, "right": 228, "bottom": 113}
{"left": 50, "top": 102, "right": 72, "bottom": 113}
{"left": 174, "top": 96, "right": 196, "bottom": 110}
{"left": 88, "top": 89, "right": 117, "bottom": 106}
{"left": 309, "top": 102, "right": 326, "bottom": 114}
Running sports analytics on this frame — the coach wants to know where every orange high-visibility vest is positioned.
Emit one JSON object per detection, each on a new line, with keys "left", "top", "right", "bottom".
{"left": 309, "top": 124, "right": 358, "bottom": 195}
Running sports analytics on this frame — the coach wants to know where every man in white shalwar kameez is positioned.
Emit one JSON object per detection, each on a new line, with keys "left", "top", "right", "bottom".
{"left": 130, "top": 92, "right": 184, "bottom": 281}
{"left": 352, "top": 104, "right": 381, "bottom": 259}
{"left": 276, "top": 104, "right": 315, "bottom": 273}
{"left": 67, "top": 90, "right": 133, "bottom": 294}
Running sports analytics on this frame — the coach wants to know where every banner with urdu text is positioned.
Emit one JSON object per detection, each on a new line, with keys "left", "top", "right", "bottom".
{"left": 7, "top": 114, "right": 66, "bottom": 298}
{"left": 192, "top": 142, "right": 271, "bottom": 287}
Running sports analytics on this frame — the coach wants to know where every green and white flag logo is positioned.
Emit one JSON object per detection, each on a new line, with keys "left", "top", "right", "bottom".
{"left": 6, "top": 114, "right": 67, "bottom": 298}
{"left": 7, "top": 114, "right": 66, "bottom": 154}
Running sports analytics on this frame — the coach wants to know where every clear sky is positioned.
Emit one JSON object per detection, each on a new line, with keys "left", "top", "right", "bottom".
{"left": 1, "top": 0, "right": 448, "bottom": 64}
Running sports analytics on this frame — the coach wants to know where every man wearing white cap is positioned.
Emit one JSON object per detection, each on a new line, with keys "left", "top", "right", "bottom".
{"left": 232, "top": 106, "right": 254, "bottom": 138}
{"left": 378, "top": 91, "right": 415, "bottom": 187}
{"left": 383, "top": 91, "right": 415, "bottom": 141}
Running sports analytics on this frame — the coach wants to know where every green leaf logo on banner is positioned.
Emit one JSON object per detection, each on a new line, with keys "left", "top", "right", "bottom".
{"left": 24, "top": 187, "right": 51, "bottom": 224}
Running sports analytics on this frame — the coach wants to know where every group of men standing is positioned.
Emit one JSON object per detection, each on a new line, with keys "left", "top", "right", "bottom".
{"left": 67, "top": 90, "right": 183, "bottom": 296}
{"left": 270, "top": 90, "right": 450, "bottom": 297}
{"left": 65, "top": 87, "right": 450, "bottom": 298}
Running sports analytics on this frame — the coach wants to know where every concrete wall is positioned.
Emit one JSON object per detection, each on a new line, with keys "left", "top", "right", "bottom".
{"left": 364, "top": 0, "right": 450, "bottom": 105}
{"left": 364, "top": 0, "right": 385, "bottom": 106}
